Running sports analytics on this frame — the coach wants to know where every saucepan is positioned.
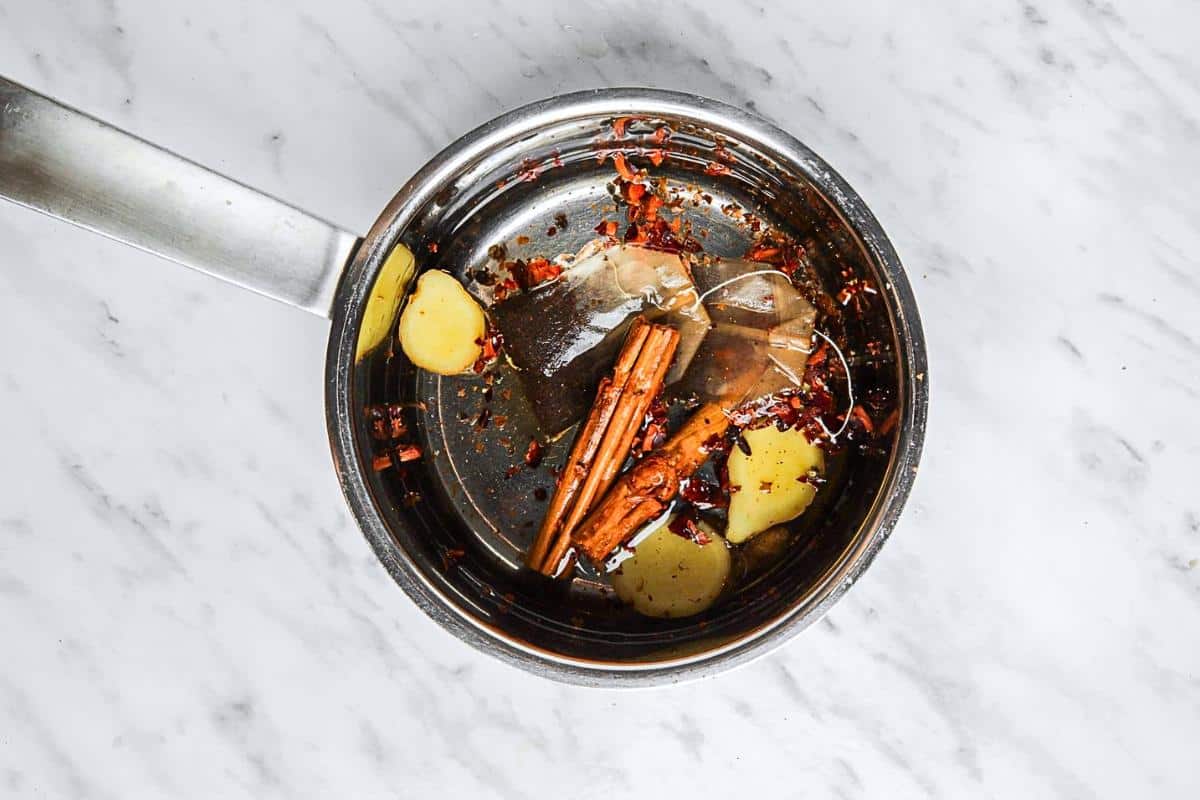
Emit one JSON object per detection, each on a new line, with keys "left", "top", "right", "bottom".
{"left": 0, "top": 77, "right": 927, "bottom": 685}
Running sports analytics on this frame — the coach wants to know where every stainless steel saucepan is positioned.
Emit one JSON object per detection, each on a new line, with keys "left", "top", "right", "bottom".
{"left": 0, "top": 76, "right": 927, "bottom": 685}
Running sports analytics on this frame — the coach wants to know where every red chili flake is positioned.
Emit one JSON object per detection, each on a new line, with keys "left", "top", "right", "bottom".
{"left": 493, "top": 415, "right": 508, "bottom": 429}
{"left": 595, "top": 220, "right": 619, "bottom": 237}
{"left": 505, "top": 258, "right": 562, "bottom": 290}
{"left": 372, "top": 454, "right": 392, "bottom": 472}
{"left": 613, "top": 116, "right": 638, "bottom": 137}
{"left": 797, "top": 470, "right": 827, "bottom": 486}
{"left": 516, "top": 235, "right": 531, "bottom": 246}
{"left": 390, "top": 444, "right": 421, "bottom": 463}
{"left": 651, "top": 125, "right": 670, "bottom": 144}
{"left": 526, "top": 257, "right": 563, "bottom": 287}
{"left": 612, "top": 152, "right": 638, "bottom": 182}
{"left": 647, "top": 149, "right": 665, "bottom": 166}
{"left": 635, "top": 394, "right": 669, "bottom": 455}
{"left": 517, "top": 158, "right": 541, "bottom": 183}
{"left": 680, "top": 476, "right": 727, "bottom": 510}
{"left": 524, "top": 438, "right": 544, "bottom": 468}
{"left": 668, "top": 512, "right": 710, "bottom": 545}
{"left": 365, "top": 404, "right": 408, "bottom": 440}
{"left": 705, "top": 161, "right": 732, "bottom": 176}
{"left": 472, "top": 325, "right": 505, "bottom": 374}
{"left": 837, "top": 278, "right": 878, "bottom": 309}
{"left": 427, "top": 242, "right": 439, "bottom": 254}
{"left": 748, "top": 244, "right": 781, "bottom": 263}
{"left": 504, "top": 464, "right": 522, "bottom": 479}
{"left": 700, "top": 431, "right": 731, "bottom": 457}
{"left": 806, "top": 342, "right": 829, "bottom": 367}
{"left": 547, "top": 226, "right": 557, "bottom": 237}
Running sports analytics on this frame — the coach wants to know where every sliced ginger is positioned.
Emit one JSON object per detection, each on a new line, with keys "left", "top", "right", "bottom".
{"left": 726, "top": 425, "right": 824, "bottom": 543}
{"left": 356, "top": 244, "right": 416, "bottom": 362}
{"left": 398, "top": 270, "right": 486, "bottom": 374}
{"left": 612, "top": 517, "right": 731, "bottom": 618}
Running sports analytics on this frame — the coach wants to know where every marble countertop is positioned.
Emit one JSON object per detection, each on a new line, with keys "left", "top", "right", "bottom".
{"left": 1, "top": 1, "right": 1197, "bottom": 796}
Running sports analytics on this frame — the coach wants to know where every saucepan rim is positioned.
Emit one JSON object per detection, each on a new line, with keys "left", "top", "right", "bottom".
{"left": 324, "top": 87, "right": 928, "bottom": 687}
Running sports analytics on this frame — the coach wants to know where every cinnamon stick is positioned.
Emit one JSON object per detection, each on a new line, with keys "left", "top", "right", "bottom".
{"left": 571, "top": 402, "right": 730, "bottom": 563}
{"left": 526, "top": 317, "right": 679, "bottom": 576}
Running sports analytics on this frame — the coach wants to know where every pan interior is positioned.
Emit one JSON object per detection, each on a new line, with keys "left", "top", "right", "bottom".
{"left": 351, "top": 108, "right": 903, "bottom": 665}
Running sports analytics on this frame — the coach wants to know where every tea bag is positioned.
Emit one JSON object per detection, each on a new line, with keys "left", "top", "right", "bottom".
{"left": 671, "top": 259, "right": 817, "bottom": 410}
{"left": 492, "top": 244, "right": 710, "bottom": 436}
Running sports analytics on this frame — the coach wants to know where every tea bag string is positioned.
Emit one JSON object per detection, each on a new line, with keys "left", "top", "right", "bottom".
{"left": 811, "top": 329, "right": 854, "bottom": 442}
{"left": 687, "top": 269, "right": 856, "bottom": 442}
{"left": 686, "top": 269, "right": 788, "bottom": 313}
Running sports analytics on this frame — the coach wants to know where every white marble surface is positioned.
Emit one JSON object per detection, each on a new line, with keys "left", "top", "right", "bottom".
{"left": 1, "top": 0, "right": 1197, "bottom": 796}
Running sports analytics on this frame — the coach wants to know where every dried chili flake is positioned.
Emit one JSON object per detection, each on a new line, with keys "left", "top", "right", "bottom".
{"left": 837, "top": 278, "right": 878, "bottom": 309}
{"left": 705, "top": 161, "right": 732, "bottom": 176}
{"left": 680, "top": 476, "right": 727, "bottom": 510}
{"left": 517, "top": 158, "right": 541, "bottom": 183}
{"left": 473, "top": 408, "right": 491, "bottom": 431}
{"left": 554, "top": 212, "right": 569, "bottom": 229}
{"left": 364, "top": 403, "right": 408, "bottom": 440}
{"left": 669, "top": 512, "right": 711, "bottom": 545}
{"left": 797, "top": 469, "right": 827, "bottom": 486}
{"left": 504, "top": 464, "right": 522, "bottom": 479}
{"left": 634, "top": 395, "right": 670, "bottom": 455}
{"left": 612, "top": 152, "right": 638, "bottom": 182}
{"left": 647, "top": 149, "right": 665, "bottom": 166}
{"left": 487, "top": 243, "right": 507, "bottom": 261}
{"left": 427, "top": 242, "right": 439, "bottom": 254}
{"left": 595, "top": 220, "right": 619, "bottom": 237}
{"left": 472, "top": 325, "right": 505, "bottom": 374}
{"left": 393, "top": 444, "right": 422, "bottom": 463}
{"left": 524, "top": 437, "right": 544, "bottom": 468}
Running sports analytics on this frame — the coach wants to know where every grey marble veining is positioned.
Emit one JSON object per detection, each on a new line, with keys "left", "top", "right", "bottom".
{"left": 1, "top": 0, "right": 1198, "bottom": 797}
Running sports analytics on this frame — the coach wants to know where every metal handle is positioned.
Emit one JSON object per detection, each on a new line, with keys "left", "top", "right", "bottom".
{"left": 0, "top": 77, "right": 360, "bottom": 317}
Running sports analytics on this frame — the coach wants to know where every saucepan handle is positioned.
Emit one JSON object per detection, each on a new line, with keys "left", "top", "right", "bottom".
{"left": 0, "top": 76, "right": 360, "bottom": 317}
